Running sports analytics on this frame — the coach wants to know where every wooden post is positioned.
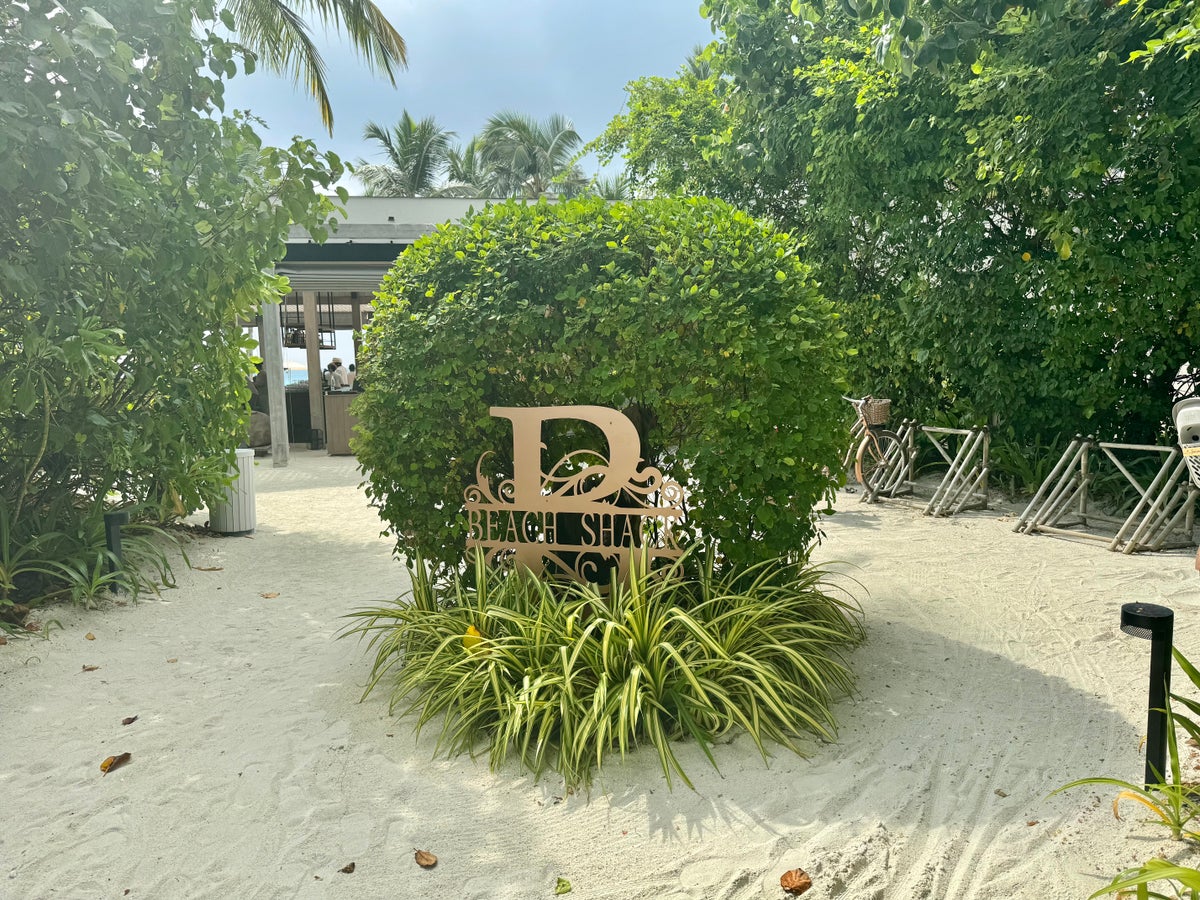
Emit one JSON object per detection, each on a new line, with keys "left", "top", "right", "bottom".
{"left": 303, "top": 290, "right": 325, "bottom": 442}
{"left": 351, "top": 294, "right": 364, "bottom": 363}
{"left": 260, "top": 299, "right": 290, "bottom": 467}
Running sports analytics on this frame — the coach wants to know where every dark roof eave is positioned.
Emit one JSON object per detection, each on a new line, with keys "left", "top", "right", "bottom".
{"left": 281, "top": 243, "right": 407, "bottom": 264}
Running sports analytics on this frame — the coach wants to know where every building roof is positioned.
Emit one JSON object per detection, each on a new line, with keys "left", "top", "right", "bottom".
{"left": 280, "top": 197, "right": 488, "bottom": 293}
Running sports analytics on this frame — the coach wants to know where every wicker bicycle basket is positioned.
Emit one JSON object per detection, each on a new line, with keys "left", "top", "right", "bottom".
{"left": 1183, "top": 442, "right": 1200, "bottom": 489}
{"left": 862, "top": 398, "right": 892, "bottom": 426}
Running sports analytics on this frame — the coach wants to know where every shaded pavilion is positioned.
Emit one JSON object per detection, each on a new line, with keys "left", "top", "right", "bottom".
{"left": 253, "top": 197, "right": 481, "bottom": 466}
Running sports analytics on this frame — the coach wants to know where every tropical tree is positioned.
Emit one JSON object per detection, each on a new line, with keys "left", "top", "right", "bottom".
{"left": 684, "top": 42, "right": 713, "bottom": 79}
{"left": 693, "top": 1, "right": 1200, "bottom": 443}
{"left": 592, "top": 49, "right": 778, "bottom": 209}
{"left": 599, "top": 2, "right": 1200, "bottom": 444}
{"left": 582, "top": 172, "right": 634, "bottom": 200}
{"left": 433, "top": 138, "right": 497, "bottom": 197}
{"left": 355, "top": 113, "right": 455, "bottom": 196}
{"left": 1, "top": 0, "right": 343, "bottom": 610}
{"left": 223, "top": 0, "right": 407, "bottom": 132}
{"left": 479, "top": 111, "right": 588, "bottom": 198}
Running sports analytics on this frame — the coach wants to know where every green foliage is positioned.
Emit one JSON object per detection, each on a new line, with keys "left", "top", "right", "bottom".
{"left": 593, "top": 48, "right": 744, "bottom": 201}
{"left": 757, "top": 0, "right": 1200, "bottom": 78}
{"left": 342, "top": 549, "right": 865, "bottom": 788}
{"left": 357, "top": 113, "right": 457, "bottom": 197}
{"left": 986, "top": 433, "right": 1065, "bottom": 497}
{"left": 478, "top": 111, "right": 587, "bottom": 199}
{"left": 0, "top": 494, "right": 182, "bottom": 624}
{"left": 354, "top": 196, "right": 851, "bottom": 573}
{"left": 355, "top": 110, "right": 588, "bottom": 199}
{"left": 0, "top": 0, "right": 344, "bottom": 607}
{"left": 1090, "top": 859, "right": 1200, "bottom": 899}
{"left": 226, "top": 0, "right": 407, "bottom": 133}
{"left": 631, "top": 1, "right": 1200, "bottom": 445}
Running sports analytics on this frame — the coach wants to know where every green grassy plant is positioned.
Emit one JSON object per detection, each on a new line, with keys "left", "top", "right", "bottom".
{"left": 342, "top": 548, "right": 864, "bottom": 789}
{"left": 988, "top": 433, "right": 1066, "bottom": 498}
{"left": 1055, "top": 648, "right": 1200, "bottom": 898}
{"left": 1, "top": 496, "right": 183, "bottom": 631}
{"left": 0, "top": 498, "right": 72, "bottom": 613}
{"left": 1090, "top": 859, "right": 1200, "bottom": 899}
{"left": 1054, "top": 698, "right": 1199, "bottom": 843}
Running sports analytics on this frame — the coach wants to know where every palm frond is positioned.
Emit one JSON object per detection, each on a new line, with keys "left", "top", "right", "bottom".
{"left": 355, "top": 112, "right": 454, "bottom": 196}
{"left": 223, "top": 0, "right": 407, "bottom": 133}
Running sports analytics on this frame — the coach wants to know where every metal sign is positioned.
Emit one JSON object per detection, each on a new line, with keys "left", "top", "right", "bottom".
{"left": 465, "top": 406, "right": 683, "bottom": 583}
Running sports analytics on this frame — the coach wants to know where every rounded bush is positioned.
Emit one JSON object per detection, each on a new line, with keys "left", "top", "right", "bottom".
{"left": 355, "top": 197, "right": 850, "bottom": 572}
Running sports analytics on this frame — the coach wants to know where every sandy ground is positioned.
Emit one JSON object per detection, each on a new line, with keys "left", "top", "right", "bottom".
{"left": 3, "top": 450, "right": 1200, "bottom": 899}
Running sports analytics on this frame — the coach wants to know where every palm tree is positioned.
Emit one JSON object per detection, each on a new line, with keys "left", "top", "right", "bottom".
{"left": 224, "top": 0, "right": 407, "bottom": 133}
{"left": 431, "top": 138, "right": 498, "bottom": 198}
{"left": 685, "top": 43, "right": 714, "bottom": 80}
{"left": 354, "top": 113, "right": 454, "bottom": 197}
{"left": 584, "top": 172, "right": 634, "bottom": 201}
{"left": 479, "top": 112, "right": 587, "bottom": 199}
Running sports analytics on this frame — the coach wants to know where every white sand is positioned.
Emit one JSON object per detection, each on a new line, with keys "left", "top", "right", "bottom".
{"left": 3, "top": 451, "right": 1200, "bottom": 899}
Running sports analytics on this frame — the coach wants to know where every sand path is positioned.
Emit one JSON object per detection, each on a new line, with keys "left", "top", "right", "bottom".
{"left": 3, "top": 451, "right": 1199, "bottom": 899}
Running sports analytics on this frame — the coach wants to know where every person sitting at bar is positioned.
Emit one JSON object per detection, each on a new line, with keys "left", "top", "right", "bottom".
{"left": 327, "top": 358, "right": 348, "bottom": 391}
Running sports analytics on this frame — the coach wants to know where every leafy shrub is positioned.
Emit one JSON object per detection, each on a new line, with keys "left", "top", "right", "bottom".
{"left": 1, "top": 496, "right": 185, "bottom": 632}
{"left": 0, "top": 1, "right": 342, "bottom": 607}
{"left": 623, "top": 4, "right": 1200, "bottom": 445}
{"left": 342, "top": 549, "right": 864, "bottom": 788}
{"left": 987, "top": 434, "right": 1066, "bottom": 498}
{"left": 355, "top": 197, "right": 850, "bottom": 573}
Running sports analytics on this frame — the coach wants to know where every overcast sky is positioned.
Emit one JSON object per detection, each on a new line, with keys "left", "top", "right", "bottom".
{"left": 221, "top": 0, "right": 716, "bottom": 186}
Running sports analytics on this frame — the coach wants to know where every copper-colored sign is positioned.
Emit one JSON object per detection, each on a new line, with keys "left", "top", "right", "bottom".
{"left": 465, "top": 406, "right": 683, "bottom": 583}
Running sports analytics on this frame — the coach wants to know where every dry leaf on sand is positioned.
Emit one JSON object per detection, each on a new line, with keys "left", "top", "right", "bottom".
{"left": 100, "top": 752, "right": 132, "bottom": 775}
{"left": 193, "top": 566, "right": 223, "bottom": 572}
{"left": 122, "top": 715, "right": 139, "bottom": 726}
{"left": 0, "top": 635, "right": 8, "bottom": 645}
{"left": 339, "top": 862, "right": 356, "bottom": 874}
{"left": 414, "top": 849, "right": 438, "bottom": 869}
{"left": 259, "top": 592, "right": 279, "bottom": 599}
{"left": 85, "top": 632, "right": 95, "bottom": 640}
{"left": 81, "top": 665, "right": 100, "bottom": 673}
{"left": 166, "top": 658, "right": 178, "bottom": 664}
{"left": 780, "top": 868, "right": 813, "bottom": 896}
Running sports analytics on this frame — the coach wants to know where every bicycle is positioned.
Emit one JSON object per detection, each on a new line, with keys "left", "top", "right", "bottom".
{"left": 844, "top": 396, "right": 905, "bottom": 496}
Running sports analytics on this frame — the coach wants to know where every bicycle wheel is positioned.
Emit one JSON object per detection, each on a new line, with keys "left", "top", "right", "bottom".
{"left": 855, "top": 429, "right": 903, "bottom": 494}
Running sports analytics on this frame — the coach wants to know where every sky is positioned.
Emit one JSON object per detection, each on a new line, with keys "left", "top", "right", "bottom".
{"left": 221, "top": 0, "right": 717, "bottom": 187}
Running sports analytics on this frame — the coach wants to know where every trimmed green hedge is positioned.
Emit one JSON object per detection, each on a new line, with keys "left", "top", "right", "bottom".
{"left": 355, "top": 197, "right": 850, "bottom": 572}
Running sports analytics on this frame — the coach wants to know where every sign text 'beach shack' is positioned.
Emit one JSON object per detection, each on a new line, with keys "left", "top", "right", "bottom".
{"left": 465, "top": 406, "right": 683, "bottom": 583}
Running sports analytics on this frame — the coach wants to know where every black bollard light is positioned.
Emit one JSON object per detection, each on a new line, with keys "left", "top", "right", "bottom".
{"left": 103, "top": 509, "right": 129, "bottom": 578}
{"left": 1120, "top": 602, "right": 1175, "bottom": 786}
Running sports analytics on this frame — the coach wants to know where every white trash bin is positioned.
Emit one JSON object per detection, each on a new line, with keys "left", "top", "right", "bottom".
{"left": 210, "top": 447, "right": 256, "bottom": 535}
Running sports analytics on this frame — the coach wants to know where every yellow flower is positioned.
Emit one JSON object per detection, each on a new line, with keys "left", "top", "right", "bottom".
{"left": 1021, "top": 252, "right": 1032, "bottom": 262}
{"left": 463, "top": 624, "right": 485, "bottom": 654}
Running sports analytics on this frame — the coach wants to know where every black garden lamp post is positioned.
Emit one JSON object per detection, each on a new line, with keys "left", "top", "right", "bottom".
{"left": 103, "top": 509, "right": 129, "bottom": 579}
{"left": 1120, "top": 602, "right": 1175, "bottom": 786}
